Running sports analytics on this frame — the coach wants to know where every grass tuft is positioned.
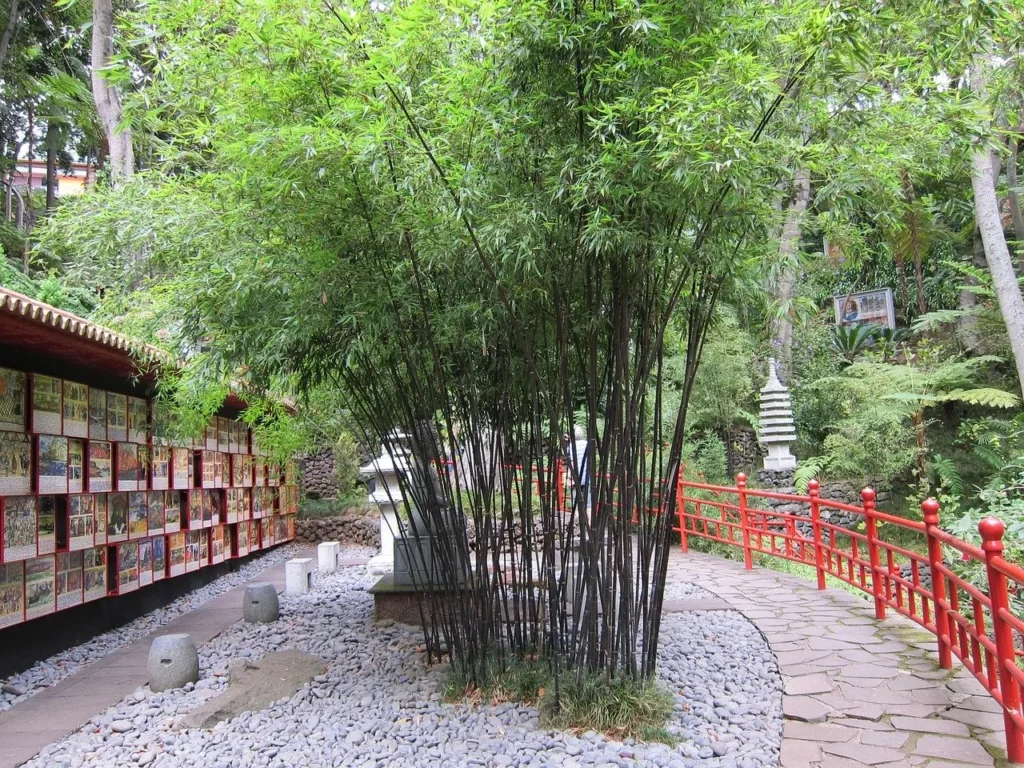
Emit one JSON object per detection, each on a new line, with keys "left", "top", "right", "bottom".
{"left": 444, "top": 655, "right": 676, "bottom": 743}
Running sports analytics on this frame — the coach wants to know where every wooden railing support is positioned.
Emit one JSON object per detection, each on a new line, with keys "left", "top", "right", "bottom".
{"left": 863, "top": 487, "right": 886, "bottom": 620}
{"left": 808, "top": 479, "right": 826, "bottom": 590}
{"left": 737, "top": 473, "right": 752, "bottom": 570}
{"left": 676, "top": 471, "right": 688, "bottom": 553}
{"left": 980, "top": 517, "right": 1024, "bottom": 764}
{"left": 922, "top": 498, "right": 952, "bottom": 669}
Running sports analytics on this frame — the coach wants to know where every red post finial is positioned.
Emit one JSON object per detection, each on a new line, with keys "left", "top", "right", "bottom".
{"left": 807, "top": 479, "right": 820, "bottom": 496}
{"left": 861, "top": 487, "right": 876, "bottom": 505}
{"left": 980, "top": 517, "right": 1006, "bottom": 552}
{"left": 921, "top": 498, "right": 940, "bottom": 525}
{"left": 736, "top": 472, "right": 747, "bottom": 488}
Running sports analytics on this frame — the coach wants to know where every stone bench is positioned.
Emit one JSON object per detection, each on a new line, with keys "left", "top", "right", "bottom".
{"left": 285, "top": 558, "right": 314, "bottom": 595}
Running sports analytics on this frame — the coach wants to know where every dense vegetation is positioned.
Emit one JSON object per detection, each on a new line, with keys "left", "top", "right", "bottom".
{"left": 5, "top": 0, "right": 1024, "bottom": 720}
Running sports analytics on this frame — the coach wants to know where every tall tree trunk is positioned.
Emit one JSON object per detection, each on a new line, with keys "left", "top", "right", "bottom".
{"left": 972, "top": 57, "right": 1024, "bottom": 395}
{"left": 972, "top": 142, "right": 1024, "bottom": 395}
{"left": 958, "top": 229, "right": 986, "bottom": 353}
{"left": 771, "top": 168, "right": 810, "bottom": 381}
{"left": 0, "top": 0, "right": 19, "bottom": 85}
{"left": 91, "top": 0, "right": 133, "bottom": 186}
{"left": 901, "top": 174, "right": 928, "bottom": 316}
{"left": 24, "top": 103, "right": 31, "bottom": 191}
{"left": 44, "top": 123, "right": 57, "bottom": 210}
{"left": 1009, "top": 134, "right": 1024, "bottom": 271}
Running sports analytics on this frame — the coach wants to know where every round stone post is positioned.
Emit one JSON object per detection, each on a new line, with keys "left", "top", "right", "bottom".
{"left": 243, "top": 582, "right": 280, "bottom": 624}
{"left": 148, "top": 634, "right": 200, "bottom": 693}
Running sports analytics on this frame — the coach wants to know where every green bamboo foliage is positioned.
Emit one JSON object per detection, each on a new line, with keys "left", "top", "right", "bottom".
{"left": 35, "top": 0, "right": 990, "bottom": 696}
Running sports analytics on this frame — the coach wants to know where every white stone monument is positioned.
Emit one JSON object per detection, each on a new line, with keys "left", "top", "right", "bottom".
{"left": 318, "top": 541, "right": 340, "bottom": 573}
{"left": 759, "top": 359, "right": 797, "bottom": 471}
{"left": 285, "top": 558, "right": 313, "bottom": 595}
{"left": 360, "top": 431, "right": 413, "bottom": 576}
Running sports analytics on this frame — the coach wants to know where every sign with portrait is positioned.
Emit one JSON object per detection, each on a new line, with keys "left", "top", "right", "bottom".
{"left": 833, "top": 288, "right": 896, "bottom": 329}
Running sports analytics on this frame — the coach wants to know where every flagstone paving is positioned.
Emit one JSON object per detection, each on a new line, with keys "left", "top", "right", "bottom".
{"left": 668, "top": 550, "right": 1011, "bottom": 767}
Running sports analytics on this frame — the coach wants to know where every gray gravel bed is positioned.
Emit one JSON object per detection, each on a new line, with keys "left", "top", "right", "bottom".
{"left": 0, "top": 543, "right": 354, "bottom": 712}
{"left": 25, "top": 554, "right": 781, "bottom": 768}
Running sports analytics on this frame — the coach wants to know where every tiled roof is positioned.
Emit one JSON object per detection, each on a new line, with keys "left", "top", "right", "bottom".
{"left": 0, "top": 285, "right": 166, "bottom": 361}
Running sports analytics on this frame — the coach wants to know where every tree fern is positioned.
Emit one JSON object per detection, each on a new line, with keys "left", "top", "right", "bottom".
{"left": 927, "top": 454, "right": 964, "bottom": 498}
{"left": 794, "top": 456, "right": 829, "bottom": 494}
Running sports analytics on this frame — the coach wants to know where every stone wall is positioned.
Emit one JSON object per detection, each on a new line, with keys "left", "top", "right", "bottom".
{"left": 300, "top": 449, "right": 337, "bottom": 500}
{"left": 723, "top": 427, "right": 764, "bottom": 475}
{"left": 755, "top": 469, "right": 892, "bottom": 531}
{"left": 296, "top": 514, "right": 379, "bottom": 548}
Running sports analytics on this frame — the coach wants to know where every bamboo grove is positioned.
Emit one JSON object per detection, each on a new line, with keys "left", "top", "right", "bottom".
{"left": 34, "top": 0, "right": 988, "bottom": 700}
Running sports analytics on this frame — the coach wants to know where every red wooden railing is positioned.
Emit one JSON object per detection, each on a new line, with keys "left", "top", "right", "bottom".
{"left": 437, "top": 457, "right": 1024, "bottom": 762}
{"left": 671, "top": 472, "right": 1024, "bottom": 764}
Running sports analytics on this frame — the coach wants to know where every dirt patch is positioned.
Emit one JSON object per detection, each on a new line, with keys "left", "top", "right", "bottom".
{"left": 184, "top": 650, "right": 327, "bottom": 730}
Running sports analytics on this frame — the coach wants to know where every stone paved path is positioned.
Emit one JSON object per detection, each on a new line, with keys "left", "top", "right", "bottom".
{"left": 0, "top": 548, "right": 315, "bottom": 768}
{"left": 668, "top": 550, "right": 1011, "bottom": 767}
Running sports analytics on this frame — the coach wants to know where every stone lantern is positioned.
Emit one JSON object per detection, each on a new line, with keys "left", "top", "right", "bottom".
{"left": 360, "top": 430, "right": 413, "bottom": 576}
{"left": 759, "top": 359, "right": 797, "bottom": 472}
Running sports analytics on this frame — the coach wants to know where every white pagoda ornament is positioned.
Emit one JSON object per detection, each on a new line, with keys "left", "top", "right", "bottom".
{"left": 759, "top": 359, "right": 797, "bottom": 471}
{"left": 360, "top": 430, "right": 412, "bottom": 576}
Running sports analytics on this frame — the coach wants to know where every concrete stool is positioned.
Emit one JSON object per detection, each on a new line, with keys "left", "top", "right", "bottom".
{"left": 285, "top": 558, "right": 314, "bottom": 595}
{"left": 243, "top": 582, "right": 280, "bottom": 624}
{"left": 148, "top": 634, "right": 200, "bottom": 693}
{"left": 318, "top": 541, "right": 340, "bottom": 573}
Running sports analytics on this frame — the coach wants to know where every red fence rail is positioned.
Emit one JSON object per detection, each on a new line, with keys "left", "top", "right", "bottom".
{"left": 436, "top": 458, "right": 1024, "bottom": 762}
{"left": 672, "top": 472, "right": 1024, "bottom": 763}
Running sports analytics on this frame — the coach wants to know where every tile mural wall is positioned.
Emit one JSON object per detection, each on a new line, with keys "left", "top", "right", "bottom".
{"left": 0, "top": 366, "right": 298, "bottom": 629}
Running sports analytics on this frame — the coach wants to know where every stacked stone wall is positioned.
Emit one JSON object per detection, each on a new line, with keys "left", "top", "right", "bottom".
{"left": 300, "top": 450, "right": 338, "bottom": 499}
{"left": 755, "top": 469, "right": 892, "bottom": 531}
{"left": 296, "top": 514, "right": 379, "bottom": 547}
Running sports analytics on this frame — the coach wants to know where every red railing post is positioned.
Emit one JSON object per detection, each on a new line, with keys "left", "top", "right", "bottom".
{"left": 922, "top": 498, "right": 952, "bottom": 669}
{"left": 808, "top": 479, "right": 826, "bottom": 590}
{"left": 555, "top": 458, "right": 565, "bottom": 515}
{"left": 863, "top": 487, "right": 886, "bottom": 620}
{"left": 675, "top": 472, "right": 689, "bottom": 553}
{"left": 980, "top": 517, "right": 1024, "bottom": 764}
{"left": 737, "top": 473, "right": 753, "bottom": 570}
